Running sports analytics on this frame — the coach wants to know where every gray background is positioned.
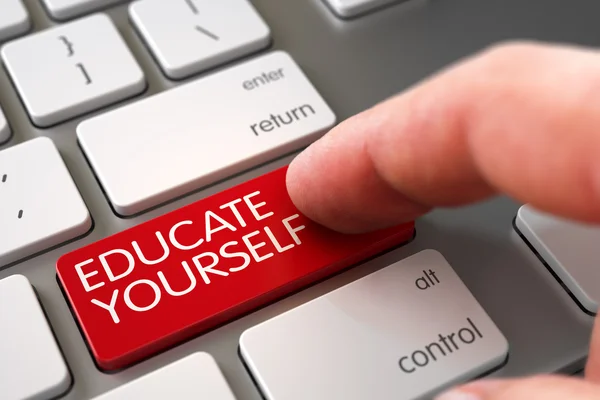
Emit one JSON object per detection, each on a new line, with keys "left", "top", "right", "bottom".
{"left": 0, "top": 0, "right": 596, "bottom": 398}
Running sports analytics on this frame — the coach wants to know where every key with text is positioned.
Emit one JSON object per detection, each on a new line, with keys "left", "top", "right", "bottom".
{"left": 240, "top": 249, "right": 509, "bottom": 400}
{"left": 57, "top": 166, "right": 415, "bottom": 371}
{"left": 77, "top": 50, "right": 335, "bottom": 216}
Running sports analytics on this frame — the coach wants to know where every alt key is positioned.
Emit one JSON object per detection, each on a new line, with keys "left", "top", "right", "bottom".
{"left": 240, "top": 249, "right": 509, "bottom": 400}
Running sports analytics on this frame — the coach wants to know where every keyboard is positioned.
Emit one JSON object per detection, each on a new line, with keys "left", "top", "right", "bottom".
{"left": 0, "top": 0, "right": 597, "bottom": 399}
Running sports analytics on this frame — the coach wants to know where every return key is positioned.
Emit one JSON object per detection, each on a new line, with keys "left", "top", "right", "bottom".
{"left": 77, "top": 51, "right": 336, "bottom": 216}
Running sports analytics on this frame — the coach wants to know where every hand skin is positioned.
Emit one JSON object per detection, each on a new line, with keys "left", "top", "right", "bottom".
{"left": 286, "top": 40, "right": 600, "bottom": 400}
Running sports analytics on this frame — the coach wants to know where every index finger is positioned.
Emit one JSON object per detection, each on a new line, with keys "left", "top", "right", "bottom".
{"left": 286, "top": 41, "right": 600, "bottom": 233}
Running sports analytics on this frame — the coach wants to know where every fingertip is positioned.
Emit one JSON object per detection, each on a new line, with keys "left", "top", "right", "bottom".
{"left": 286, "top": 140, "right": 366, "bottom": 234}
{"left": 286, "top": 145, "right": 314, "bottom": 218}
{"left": 286, "top": 138, "right": 343, "bottom": 229}
{"left": 286, "top": 129, "right": 430, "bottom": 234}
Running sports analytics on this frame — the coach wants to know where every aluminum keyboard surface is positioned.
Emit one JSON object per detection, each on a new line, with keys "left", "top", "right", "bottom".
{"left": 0, "top": 0, "right": 596, "bottom": 398}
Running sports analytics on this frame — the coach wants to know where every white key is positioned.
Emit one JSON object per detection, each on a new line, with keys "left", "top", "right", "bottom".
{"left": 516, "top": 204, "right": 600, "bottom": 314}
{"left": 78, "top": 50, "right": 335, "bottom": 216}
{"left": 323, "top": 0, "right": 402, "bottom": 18}
{"left": 42, "top": 0, "right": 123, "bottom": 20}
{"left": 130, "top": 0, "right": 271, "bottom": 79}
{"left": 0, "top": 137, "right": 91, "bottom": 267}
{"left": 1, "top": 13, "right": 145, "bottom": 127}
{"left": 91, "top": 352, "right": 236, "bottom": 400}
{"left": 240, "top": 250, "right": 509, "bottom": 400}
{"left": 0, "top": 105, "right": 10, "bottom": 143}
{"left": 0, "top": 0, "right": 30, "bottom": 42}
{"left": 0, "top": 274, "right": 72, "bottom": 400}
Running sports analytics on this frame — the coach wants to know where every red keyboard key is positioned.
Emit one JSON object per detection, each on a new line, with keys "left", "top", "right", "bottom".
{"left": 57, "top": 166, "right": 414, "bottom": 371}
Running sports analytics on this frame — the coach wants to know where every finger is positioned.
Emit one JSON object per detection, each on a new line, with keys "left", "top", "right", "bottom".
{"left": 435, "top": 375, "right": 600, "bottom": 400}
{"left": 585, "top": 314, "right": 600, "bottom": 382}
{"left": 286, "top": 41, "right": 600, "bottom": 233}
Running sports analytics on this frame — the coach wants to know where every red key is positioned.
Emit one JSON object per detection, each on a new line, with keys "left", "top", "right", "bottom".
{"left": 57, "top": 166, "right": 414, "bottom": 371}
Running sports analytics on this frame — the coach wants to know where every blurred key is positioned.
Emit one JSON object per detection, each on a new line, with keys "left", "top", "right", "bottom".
{"left": 130, "top": 0, "right": 270, "bottom": 79}
{"left": 515, "top": 204, "right": 600, "bottom": 314}
{"left": 91, "top": 353, "right": 236, "bottom": 400}
{"left": 0, "top": 0, "right": 30, "bottom": 42}
{"left": 323, "top": 0, "right": 403, "bottom": 18}
{"left": 42, "top": 0, "right": 123, "bottom": 20}
{"left": 0, "top": 104, "right": 9, "bottom": 143}
{"left": 0, "top": 274, "right": 72, "bottom": 400}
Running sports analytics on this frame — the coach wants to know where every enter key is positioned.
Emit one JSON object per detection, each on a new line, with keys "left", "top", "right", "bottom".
{"left": 240, "top": 249, "right": 509, "bottom": 400}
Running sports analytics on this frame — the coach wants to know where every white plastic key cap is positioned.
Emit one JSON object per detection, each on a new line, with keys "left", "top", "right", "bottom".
{"left": 0, "top": 274, "right": 72, "bottom": 400}
{"left": 323, "top": 0, "right": 403, "bottom": 18}
{"left": 516, "top": 204, "right": 600, "bottom": 314}
{"left": 130, "top": 0, "right": 271, "bottom": 79}
{"left": 91, "top": 352, "right": 236, "bottom": 400}
{"left": 78, "top": 50, "right": 335, "bottom": 216}
{"left": 42, "top": 0, "right": 123, "bottom": 20}
{"left": 0, "top": 0, "right": 30, "bottom": 42}
{"left": 1, "top": 13, "right": 145, "bottom": 127}
{"left": 0, "top": 137, "right": 91, "bottom": 267}
{"left": 0, "top": 104, "right": 10, "bottom": 143}
{"left": 240, "top": 250, "right": 509, "bottom": 400}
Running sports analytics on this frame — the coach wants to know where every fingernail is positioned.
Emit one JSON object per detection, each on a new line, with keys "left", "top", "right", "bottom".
{"left": 434, "top": 380, "right": 504, "bottom": 400}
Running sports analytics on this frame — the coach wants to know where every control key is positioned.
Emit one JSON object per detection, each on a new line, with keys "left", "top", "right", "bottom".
{"left": 240, "top": 249, "right": 509, "bottom": 400}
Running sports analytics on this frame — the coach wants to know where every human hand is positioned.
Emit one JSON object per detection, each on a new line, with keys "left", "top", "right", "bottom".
{"left": 286, "top": 41, "right": 600, "bottom": 399}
